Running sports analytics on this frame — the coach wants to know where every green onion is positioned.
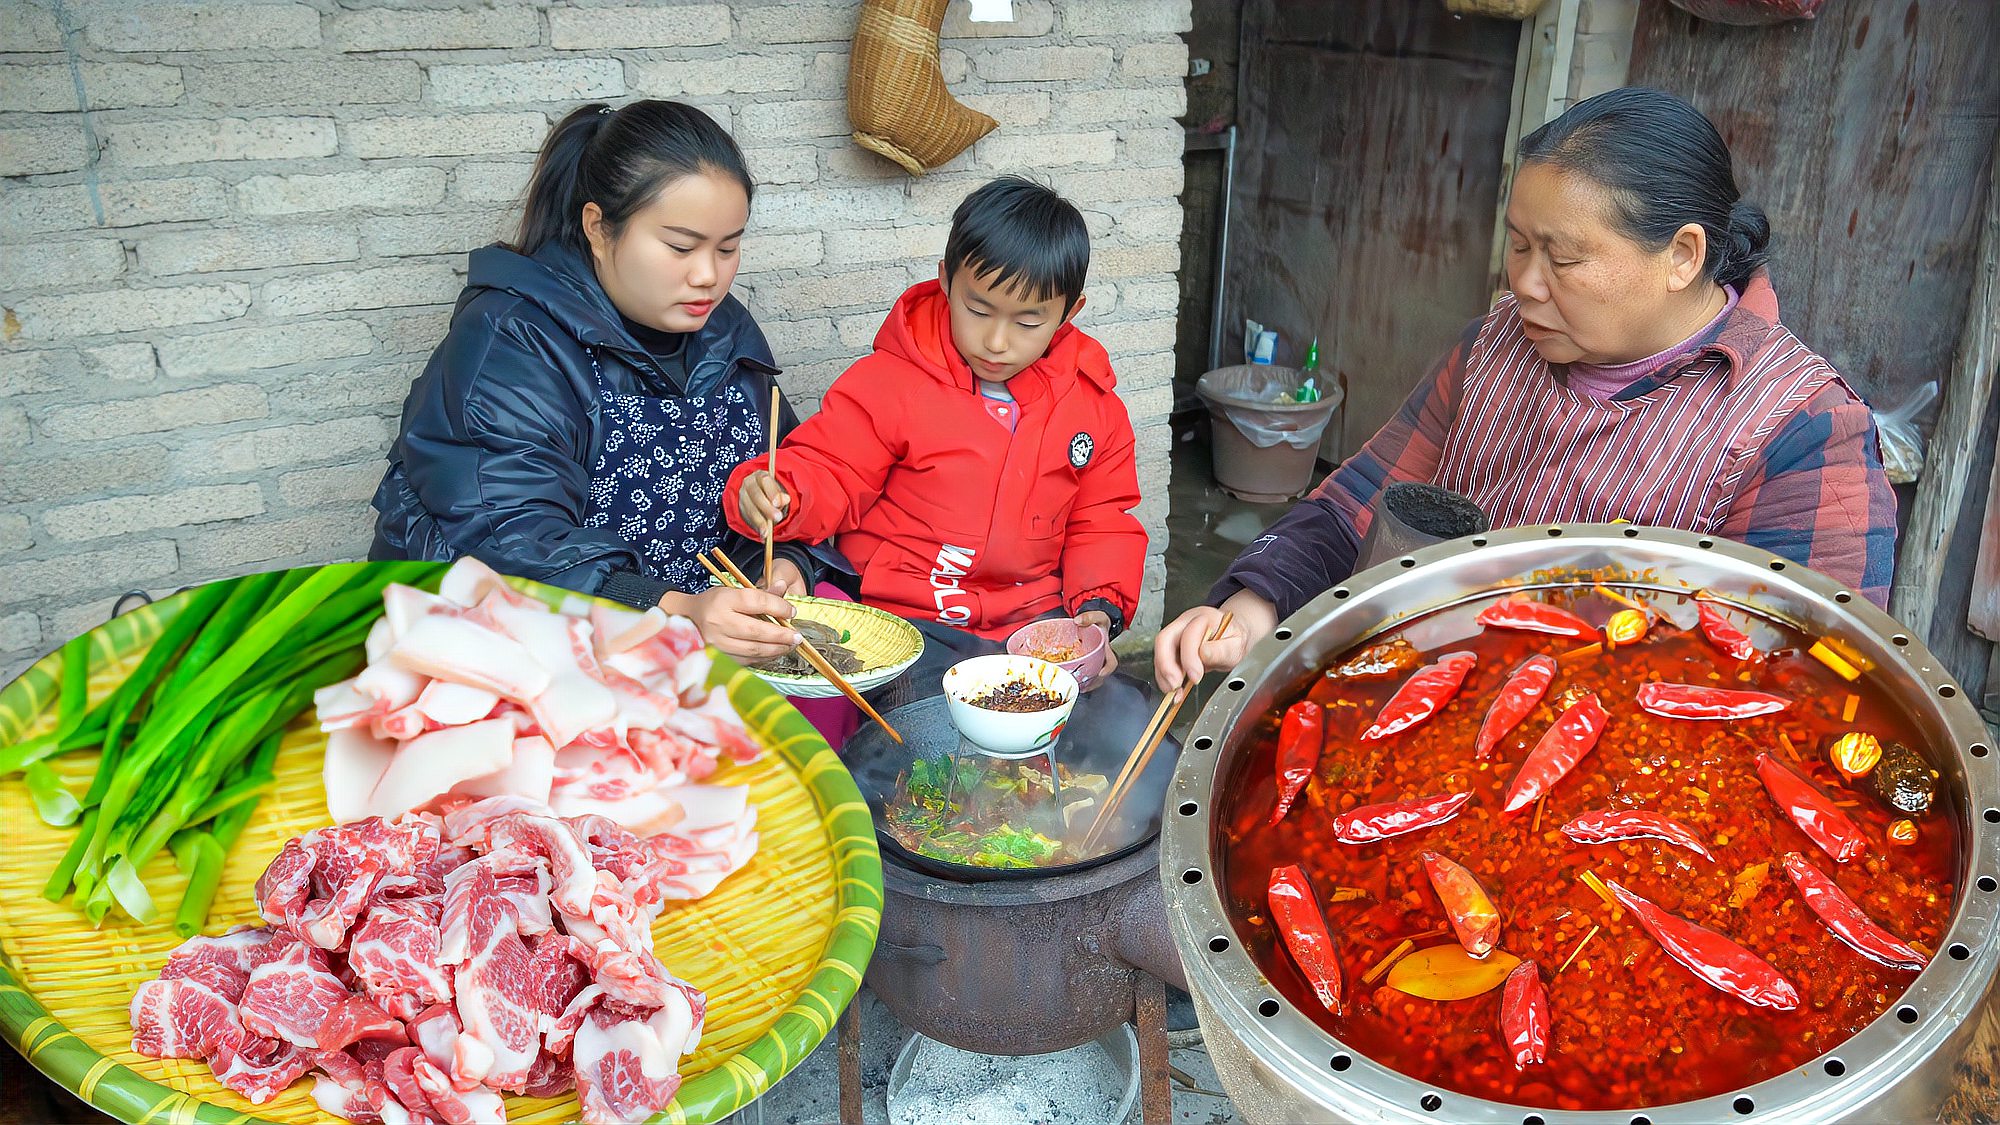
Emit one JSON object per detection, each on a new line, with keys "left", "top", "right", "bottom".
{"left": 24, "top": 762, "right": 81, "bottom": 827}
{"left": 104, "top": 857, "right": 156, "bottom": 925}
{"left": 43, "top": 809, "right": 98, "bottom": 902}
{"left": 169, "top": 832, "right": 226, "bottom": 939}
{"left": 55, "top": 632, "right": 90, "bottom": 741}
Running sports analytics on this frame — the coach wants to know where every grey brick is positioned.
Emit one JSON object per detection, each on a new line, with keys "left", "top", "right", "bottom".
{"left": 823, "top": 223, "right": 949, "bottom": 266}
{"left": 1109, "top": 203, "right": 1185, "bottom": 244}
{"left": 976, "top": 129, "right": 1116, "bottom": 169}
{"left": 752, "top": 265, "right": 913, "bottom": 317}
{"left": 278, "top": 461, "right": 388, "bottom": 508}
{"left": 235, "top": 167, "right": 446, "bottom": 216}
{"left": 0, "top": 445, "right": 166, "bottom": 504}
{"left": 0, "top": 513, "right": 32, "bottom": 552}
{"left": 85, "top": 2, "right": 320, "bottom": 50}
{"left": 453, "top": 162, "right": 533, "bottom": 205}
{"left": 958, "top": 91, "right": 1052, "bottom": 127}
{"left": 836, "top": 311, "right": 881, "bottom": 350}
{"left": 174, "top": 416, "right": 393, "bottom": 477}
{"left": 1051, "top": 164, "right": 1184, "bottom": 203}
{"left": 548, "top": 6, "right": 729, "bottom": 49}
{"left": 0, "top": 350, "right": 69, "bottom": 397}
{"left": 12, "top": 283, "right": 251, "bottom": 341}
{"left": 139, "top": 225, "right": 359, "bottom": 276}
{"left": 0, "top": 63, "right": 184, "bottom": 113}
{"left": 1092, "top": 243, "right": 1182, "bottom": 279}
{"left": 942, "top": 0, "right": 1057, "bottom": 37}
{"left": 1, "top": 0, "right": 63, "bottom": 51}
{"left": 42, "top": 484, "right": 266, "bottom": 543}
{"left": 739, "top": 99, "right": 847, "bottom": 140}
{"left": 971, "top": 45, "right": 1111, "bottom": 83}
{"left": 180, "top": 509, "right": 375, "bottom": 570}
{"left": 629, "top": 55, "right": 805, "bottom": 97}
{"left": 361, "top": 211, "right": 512, "bottom": 258}
{"left": 375, "top": 305, "right": 455, "bottom": 355}
{"left": 157, "top": 320, "right": 376, "bottom": 378}
{"left": 0, "top": 612, "right": 41, "bottom": 656}
{"left": 429, "top": 59, "right": 624, "bottom": 107}
{"left": 0, "top": 238, "right": 126, "bottom": 291}
{"left": 329, "top": 7, "right": 541, "bottom": 51}
{"left": 1060, "top": 0, "right": 1191, "bottom": 37}
{"left": 184, "top": 60, "right": 421, "bottom": 108}
{"left": 1119, "top": 41, "right": 1190, "bottom": 78}
{"left": 751, "top": 186, "right": 905, "bottom": 231}
{"left": 37, "top": 383, "right": 267, "bottom": 442}
{"left": 0, "top": 541, "right": 179, "bottom": 602}
{"left": 762, "top": 317, "right": 838, "bottom": 359}
{"left": 1059, "top": 86, "right": 1187, "bottom": 125}
{"left": 261, "top": 264, "right": 460, "bottom": 317}
{"left": 735, "top": 4, "right": 856, "bottom": 44}
{"left": 0, "top": 125, "right": 90, "bottom": 175}
{"left": 741, "top": 146, "right": 819, "bottom": 186}
{"left": 1115, "top": 278, "right": 1180, "bottom": 314}
{"left": 103, "top": 116, "right": 338, "bottom": 168}
{"left": 735, "top": 230, "right": 824, "bottom": 275}
{"left": 345, "top": 113, "right": 546, "bottom": 160}
{"left": 282, "top": 363, "right": 420, "bottom": 417}
{"left": 0, "top": 406, "right": 25, "bottom": 447}
{"left": 84, "top": 342, "right": 159, "bottom": 383}
{"left": 2, "top": 178, "right": 230, "bottom": 235}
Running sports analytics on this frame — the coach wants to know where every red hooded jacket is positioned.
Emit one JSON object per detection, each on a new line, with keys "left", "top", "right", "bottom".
{"left": 724, "top": 280, "right": 1144, "bottom": 640}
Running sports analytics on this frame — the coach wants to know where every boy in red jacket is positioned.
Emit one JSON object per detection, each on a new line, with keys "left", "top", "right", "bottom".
{"left": 724, "top": 177, "right": 1145, "bottom": 686}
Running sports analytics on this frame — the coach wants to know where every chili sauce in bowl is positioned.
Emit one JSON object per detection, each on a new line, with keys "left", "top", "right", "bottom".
{"left": 1218, "top": 586, "right": 1958, "bottom": 1111}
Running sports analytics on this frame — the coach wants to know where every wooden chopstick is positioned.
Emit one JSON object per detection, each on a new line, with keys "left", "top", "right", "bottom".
{"left": 1083, "top": 612, "right": 1234, "bottom": 854}
{"left": 702, "top": 549, "right": 903, "bottom": 745}
{"left": 763, "top": 387, "right": 781, "bottom": 588}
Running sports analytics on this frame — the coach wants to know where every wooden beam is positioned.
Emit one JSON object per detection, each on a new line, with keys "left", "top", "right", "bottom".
{"left": 1890, "top": 136, "right": 2000, "bottom": 640}
{"left": 1970, "top": 446, "right": 2000, "bottom": 641}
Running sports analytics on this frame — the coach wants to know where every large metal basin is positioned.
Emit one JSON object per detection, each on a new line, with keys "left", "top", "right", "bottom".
{"left": 1161, "top": 524, "right": 1999, "bottom": 1123}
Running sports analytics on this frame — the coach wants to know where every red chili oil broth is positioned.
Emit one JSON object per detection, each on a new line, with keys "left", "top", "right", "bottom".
{"left": 1217, "top": 588, "right": 1958, "bottom": 1111}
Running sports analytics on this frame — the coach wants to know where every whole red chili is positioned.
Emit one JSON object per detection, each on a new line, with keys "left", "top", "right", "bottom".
{"left": 1421, "top": 850, "right": 1501, "bottom": 958}
{"left": 1499, "top": 959, "right": 1550, "bottom": 1067}
{"left": 1560, "top": 809, "right": 1714, "bottom": 861}
{"left": 1268, "top": 700, "right": 1324, "bottom": 827}
{"left": 1756, "top": 753, "right": 1869, "bottom": 863}
{"left": 1268, "top": 863, "right": 1344, "bottom": 1014}
{"left": 1605, "top": 878, "right": 1801, "bottom": 1011}
{"left": 1476, "top": 594, "right": 1593, "bottom": 638}
{"left": 1360, "top": 651, "right": 1477, "bottom": 742}
{"left": 1695, "top": 596, "right": 1759, "bottom": 661}
{"left": 1636, "top": 681, "right": 1790, "bottom": 721}
{"left": 1474, "top": 654, "right": 1558, "bottom": 761}
{"left": 1781, "top": 852, "right": 1927, "bottom": 970}
{"left": 1502, "top": 692, "right": 1608, "bottom": 814}
{"left": 1331, "top": 791, "right": 1472, "bottom": 844}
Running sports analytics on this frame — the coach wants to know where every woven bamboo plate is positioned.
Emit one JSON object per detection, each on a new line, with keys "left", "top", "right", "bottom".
{"left": 748, "top": 596, "right": 923, "bottom": 699}
{"left": 0, "top": 566, "right": 882, "bottom": 1125}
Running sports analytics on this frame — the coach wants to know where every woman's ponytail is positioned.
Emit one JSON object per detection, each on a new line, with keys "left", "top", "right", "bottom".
{"left": 514, "top": 103, "right": 614, "bottom": 257}
{"left": 1715, "top": 199, "right": 1771, "bottom": 290}
{"left": 510, "top": 100, "right": 752, "bottom": 260}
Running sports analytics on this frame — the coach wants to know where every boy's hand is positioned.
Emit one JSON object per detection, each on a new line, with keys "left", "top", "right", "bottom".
{"left": 768, "top": 557, "right": 807, "bottom": 599}
{"left": 1074, "top": 609, "right": 1118, "bottom": 685}
{"left": 740, "top": 469, "right": 791, "bottom": 535}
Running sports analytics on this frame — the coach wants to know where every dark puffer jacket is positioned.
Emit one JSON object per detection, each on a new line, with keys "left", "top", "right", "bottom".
{"left": 370, "top": 241, "right": 815, "bottom": 608}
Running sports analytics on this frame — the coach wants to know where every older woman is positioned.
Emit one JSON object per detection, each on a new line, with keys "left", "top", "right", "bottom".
{"left": 1156, "top": 86, "right": 1895, "bottom": 692}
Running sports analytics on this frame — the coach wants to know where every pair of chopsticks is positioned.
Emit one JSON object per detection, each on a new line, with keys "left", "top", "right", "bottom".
{"left": 1080, "top": 612, "right": 1234, "bottom": 855}
{"left": 698, "top": 547, "right": 903, "bottom": 745}
{"left": 763, "top": 389, "right": 781, "bottom": 588}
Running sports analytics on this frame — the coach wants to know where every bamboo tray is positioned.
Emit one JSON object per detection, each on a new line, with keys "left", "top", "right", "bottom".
{"left": 0, "top": 567, "right": 882, "bottom": 1125}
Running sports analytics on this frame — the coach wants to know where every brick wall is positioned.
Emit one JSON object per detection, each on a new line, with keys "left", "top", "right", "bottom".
{"left": 0, "top": 0, "right": 1191, "bottom": 678}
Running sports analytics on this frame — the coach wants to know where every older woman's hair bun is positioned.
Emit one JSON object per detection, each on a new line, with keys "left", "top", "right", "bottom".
{"left": 1519, "top": 86, "right": 1769, "bottom": 289}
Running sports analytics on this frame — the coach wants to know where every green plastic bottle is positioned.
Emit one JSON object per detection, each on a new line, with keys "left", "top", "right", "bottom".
{"left": 1296, "top": 337, "right": 1322, "bottom": 403}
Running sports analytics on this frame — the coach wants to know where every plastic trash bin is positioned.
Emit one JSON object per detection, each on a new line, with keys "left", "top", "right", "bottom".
{"left": 1197, "top": 364, "right": 1343, "bottom": 503}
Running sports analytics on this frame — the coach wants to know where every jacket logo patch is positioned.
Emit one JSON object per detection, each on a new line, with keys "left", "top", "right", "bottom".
{"left": 1068, "top": 432, "right": 1093, "bottom": 468}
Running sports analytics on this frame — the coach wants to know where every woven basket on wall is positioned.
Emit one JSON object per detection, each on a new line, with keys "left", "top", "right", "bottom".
{"left": 1442, "top": 0, "right": 1547, "bottom": 18}
{"left": 847, "top": 0, "right": 997, "bottom": 176}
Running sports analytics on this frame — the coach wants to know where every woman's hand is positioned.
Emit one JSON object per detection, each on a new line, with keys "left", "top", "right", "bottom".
{"left": 739, "top": 469, "right": 791, "bottom": 536}
{"left": 1153, "top": 589, "right": 1278, "bottom": 694}
{"left": 1074, "top": 609, "right": 1118, "bottom": 687}
{"left": 662, "top": 585, "right": 800, "bottom": 663}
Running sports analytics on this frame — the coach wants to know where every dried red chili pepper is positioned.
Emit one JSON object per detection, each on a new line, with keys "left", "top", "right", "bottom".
{"left": 1499, "top": 959, "right": 1550, "bottom": 1067}
{"left": 1780, "top": 852, "right": 1927, "bottom": 970}
{"left": 1756, "top": 753, "right": 1869, "bottom": 863}
{"left": 1331, "top": 791, "right": 1472, "bottom": 844}
{"left": 1560, "top": 808, "right": 1714, "bottom": 861}
{"left": 1604, "top": 878, "right": 1801, "bottom": 1011}
{"left": 1636, "top": 681, "right": 1790, "bottom": 721}
{"left": 1268, "top": 700, "right": 1324, "bottom": 827}
{"left": 1475, "top": 594, "right": 1593, "bottom": 638}
{"left": 1334, "top": 637, "right": 1422, "bottom": 680}
{"left": 1360, "top": 651, "right": 1477, "bottom": 741}
{"left": 1421, "top": 850, "right": 1501, "bottom": 958}
{"left": 1502, "top": 692, "right": 1608, "bottom": 815}
{"left": 1696, "top": 596, "right": 1759, "bottom": 661}
{"left": 1268, "top": 863, "right": 1343, "bottom": 1013}
{"left": 1474, "top": 654, "right": 1558, "bottom": 761}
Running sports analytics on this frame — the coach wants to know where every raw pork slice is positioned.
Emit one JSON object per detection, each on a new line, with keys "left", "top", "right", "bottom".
{"left": 238, "top": 937, "right": 401, "bottom": 1051}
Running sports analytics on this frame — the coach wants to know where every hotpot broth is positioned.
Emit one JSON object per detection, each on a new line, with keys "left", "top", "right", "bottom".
{"left": 1217, "top": 585, "right": 1959, "bottom": 1111}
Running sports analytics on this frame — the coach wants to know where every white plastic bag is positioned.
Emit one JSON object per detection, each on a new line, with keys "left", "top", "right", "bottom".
{"left": 1874, "top": 381, "right": 1938, "bottom": 485}
{"left": 1197, "top": 365, "right": 1341, "bottom": 450}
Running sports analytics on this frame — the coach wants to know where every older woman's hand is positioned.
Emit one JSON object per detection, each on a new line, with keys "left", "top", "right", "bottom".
{"left": 1153, "top": 589, "right": 1278, "bottom": 694}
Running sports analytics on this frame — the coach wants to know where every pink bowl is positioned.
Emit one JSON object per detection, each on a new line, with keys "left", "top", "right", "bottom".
{"left": 1005, "top": 618, "right": 1109, "bottom": 690}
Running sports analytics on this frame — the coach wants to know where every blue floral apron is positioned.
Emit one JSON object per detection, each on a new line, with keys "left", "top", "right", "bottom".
{"left": 580, "top": 352, "right": 765, "bottom": 593}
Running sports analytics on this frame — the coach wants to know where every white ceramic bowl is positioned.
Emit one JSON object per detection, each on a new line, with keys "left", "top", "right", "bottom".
{"left": 941, "top": 654, "right": 1080, "bottom": 758}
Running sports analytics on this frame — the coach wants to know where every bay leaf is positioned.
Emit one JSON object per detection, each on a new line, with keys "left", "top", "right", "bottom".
{"left": 1385, "top": 944, "right": 1521, "bottom": 1001}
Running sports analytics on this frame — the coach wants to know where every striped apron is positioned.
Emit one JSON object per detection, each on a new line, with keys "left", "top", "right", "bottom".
{"left": 1431, "top": 297, "right": 1844, "bottom": 532}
